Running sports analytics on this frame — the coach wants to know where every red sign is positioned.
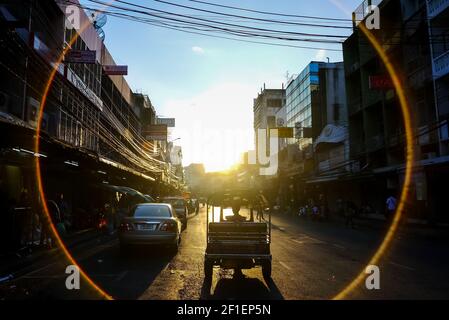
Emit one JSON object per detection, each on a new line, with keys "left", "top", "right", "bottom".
{"left": 103, "top": 65, "right": 128, "bottom": 76}
{"left": 369, "top": 75, "right": 394, "bottom": 90}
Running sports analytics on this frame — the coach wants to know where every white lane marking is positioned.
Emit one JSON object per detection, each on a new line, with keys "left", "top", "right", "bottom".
{"left": 279, "top": 261, "right": 292, "bottom": 271}
{"left": 389, "top": 261, "right": 415, "bottom": 271}
{"left": 291, "top": 239, "right": 304, "bottom": 245}
{"left": 333, "top": 244, "right": 345, "bottom": 250}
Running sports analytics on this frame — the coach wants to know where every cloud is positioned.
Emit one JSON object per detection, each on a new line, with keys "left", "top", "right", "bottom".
{"left": 192, "top": 46, "right": 205, "bottom": 54}
{"left": 315, "top": 49, "right": 327, "bottom": 61}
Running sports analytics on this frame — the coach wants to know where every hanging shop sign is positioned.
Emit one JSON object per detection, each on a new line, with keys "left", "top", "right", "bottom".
{"left": 143, "top": 124, "right": 168, "bottom": 141}
{"left": 157, "top": 118, "right": 176, "bottom": 127}
{"left": 64, "top": 50, "right": 96, "bottom": 64}
{"left": 66, "top": 68, "right": 103, "bottom": 111}
{"left": 103, "top": 65, "right": 128, "bottom": 76}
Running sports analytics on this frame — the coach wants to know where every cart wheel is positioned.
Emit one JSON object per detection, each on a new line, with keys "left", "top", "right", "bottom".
{"left": 262, "top": 260, "right": 272, "bottom": 280}
{"left": 204, "top": 259, "right": 213, "bottom": 283}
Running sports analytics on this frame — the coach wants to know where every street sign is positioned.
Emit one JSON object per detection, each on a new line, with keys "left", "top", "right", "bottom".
{"left": 103, "top": 65, "right": 128, "bottom": 76}
{"left": 303, "top": 127, "right": 313, "bottom": 138}
{"left": 157, "top": 118, "right": 176, "bottom": 127}
{"left": 64, "top": 50, "right": 96, "bottom": 64}
{"left": 143, "top": 124, "right": 168, "bottom": 141}
{"left": 276, "top": 127, "right": 294, "bottom": 138}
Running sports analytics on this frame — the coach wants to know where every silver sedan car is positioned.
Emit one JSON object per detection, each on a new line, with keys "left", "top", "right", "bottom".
{"left": 118, "top": 203, "right": 182, "bottom": 253}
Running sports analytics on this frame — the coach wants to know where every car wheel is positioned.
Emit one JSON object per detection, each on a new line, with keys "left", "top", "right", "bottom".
{"left": 204, "top": 258, "right": 213, "bottom": 283}
{"left": 262, "top": 260, "right": 272, "bottom": 280}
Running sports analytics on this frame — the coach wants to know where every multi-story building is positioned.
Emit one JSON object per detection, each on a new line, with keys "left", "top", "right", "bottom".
{"left": 252, "top": 85, "right": 285, "bottom": 185}
{"left": 253, "top": 85, "right": 285, "bottom": 132}
{"left": 427, "top": 0, "right": 449, "bottom": 154}
{"left": 343, "top": 0, "right": 449, "bottom": 221}
{"left": 275, "top": 62, "right": 349, "bottom": 209}
{"left": 426, "top": 0, "right": 449, "bottom": 221}
{"left": 312, "top": 62, "right": 349, "bottom": 176}
{"left": 0, "top": 0, "right": 179, "bottom": 251}
{"left": 286, "top": 62, "right": 322, "bottom": 151}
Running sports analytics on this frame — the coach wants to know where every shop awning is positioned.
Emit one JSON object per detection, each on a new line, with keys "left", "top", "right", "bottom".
{"left": 306, "top": 173, "right": 343, "bottom": 184}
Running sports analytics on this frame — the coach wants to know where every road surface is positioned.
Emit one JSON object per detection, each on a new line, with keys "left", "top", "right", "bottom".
{"left": 1, "top": 206, "right": 449, "bottom": 300}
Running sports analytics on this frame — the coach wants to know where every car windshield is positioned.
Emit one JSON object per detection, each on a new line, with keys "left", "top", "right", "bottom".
{"left": 132, "top": 205, "right": 171, "bottom": 218}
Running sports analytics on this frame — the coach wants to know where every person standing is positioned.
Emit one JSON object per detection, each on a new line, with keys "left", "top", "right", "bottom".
{"left": 385, "top": 194, "right": 397, "bottom": 222}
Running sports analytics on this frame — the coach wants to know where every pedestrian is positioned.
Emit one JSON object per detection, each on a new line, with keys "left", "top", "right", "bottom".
{"left": 195, "top": 198, "right": 200, "bottom": 214}
{"left": 385, "top": 194, "right": 397, "bottom": 223}
{"left": 40, "top": 199, "right": 62, "bottom": 248}
{"left": 57, "top": 193, "right": 72, "bottom": 232}
{"left": 318, "top": 194, "right": 329, "bottom": 220}
{"left": 312, "top": 205, "right": 320, "bottom": 221}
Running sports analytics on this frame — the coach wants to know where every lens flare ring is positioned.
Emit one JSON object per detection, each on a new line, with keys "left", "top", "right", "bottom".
{"left": 33, "top": 2, "right": 415, "bottom": 300}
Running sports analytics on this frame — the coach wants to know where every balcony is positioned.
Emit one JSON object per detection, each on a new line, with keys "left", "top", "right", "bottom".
{"left": 433, "top": 50, "right": 449, "bottom": 79}
{"left": 427, "top": 0, "right": 449, "bottom": 19}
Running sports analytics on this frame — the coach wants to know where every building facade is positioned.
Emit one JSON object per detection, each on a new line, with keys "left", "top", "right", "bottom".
{"left": 0, "top": 0, "right": 179, "bottom": 253}
{"left": 342, "top": 0, "right": 449, "bottom": 221}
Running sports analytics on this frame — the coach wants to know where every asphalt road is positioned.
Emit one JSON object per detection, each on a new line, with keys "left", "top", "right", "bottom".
{"left": 1, "top": 206, "right": 449, "bottom": 300}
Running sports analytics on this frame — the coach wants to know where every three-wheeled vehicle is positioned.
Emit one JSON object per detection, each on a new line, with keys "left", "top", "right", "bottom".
{"left": 204, "top": 190, "right": 272, "bottom": 282}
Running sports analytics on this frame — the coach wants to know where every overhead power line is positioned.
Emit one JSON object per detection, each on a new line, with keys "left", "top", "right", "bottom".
{"left": 83, "top": 0, "right": 347, "bottom": 43}
{"left": 186, "top": 0, "right": 353, "bottom": 22}
{"left": 150, "top": 0, "right": 353, "bottom": 29}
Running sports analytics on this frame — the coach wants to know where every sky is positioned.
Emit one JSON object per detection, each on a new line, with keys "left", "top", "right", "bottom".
{"left": 86, "top": 0, "right": 361, "bottom": 172}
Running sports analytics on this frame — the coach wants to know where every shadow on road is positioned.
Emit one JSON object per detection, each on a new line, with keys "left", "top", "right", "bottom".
{"left": 200, "top": 273, "right": 284, "bottom": 300}
{"left": 78, "top": 245, "right": 175, "bottom": 300}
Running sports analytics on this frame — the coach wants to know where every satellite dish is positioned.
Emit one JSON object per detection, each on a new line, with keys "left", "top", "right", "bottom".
{"left": 86, "top": 9, "right": 107, "bottom": 41}
{"left": 96, "top": 27, "right": 105, "bottom": 41}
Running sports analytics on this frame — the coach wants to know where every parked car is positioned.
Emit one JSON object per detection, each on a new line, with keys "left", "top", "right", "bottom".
{"left": 161, "top": 197, "right": 188, "bottom": 229}
{"left": 118, "top": 203, "right": 182, "bottom": 253}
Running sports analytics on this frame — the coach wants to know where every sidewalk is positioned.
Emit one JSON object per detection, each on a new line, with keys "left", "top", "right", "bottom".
{"left": 0, "top": 228, "right": 104, "bottom": 283}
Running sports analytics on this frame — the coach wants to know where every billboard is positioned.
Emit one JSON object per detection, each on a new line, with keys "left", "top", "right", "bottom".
{"left": 143, "top": 124, "right": 168, "bottom": 141}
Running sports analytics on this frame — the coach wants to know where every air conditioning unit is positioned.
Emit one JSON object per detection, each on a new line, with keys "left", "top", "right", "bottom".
{"left": 0, "top": 91, "right": 10, "bottom": 113}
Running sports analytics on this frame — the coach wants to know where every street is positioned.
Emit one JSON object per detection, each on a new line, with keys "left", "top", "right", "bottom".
{"left": 2, "top": 207, "right": 449, "bottom": 300}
